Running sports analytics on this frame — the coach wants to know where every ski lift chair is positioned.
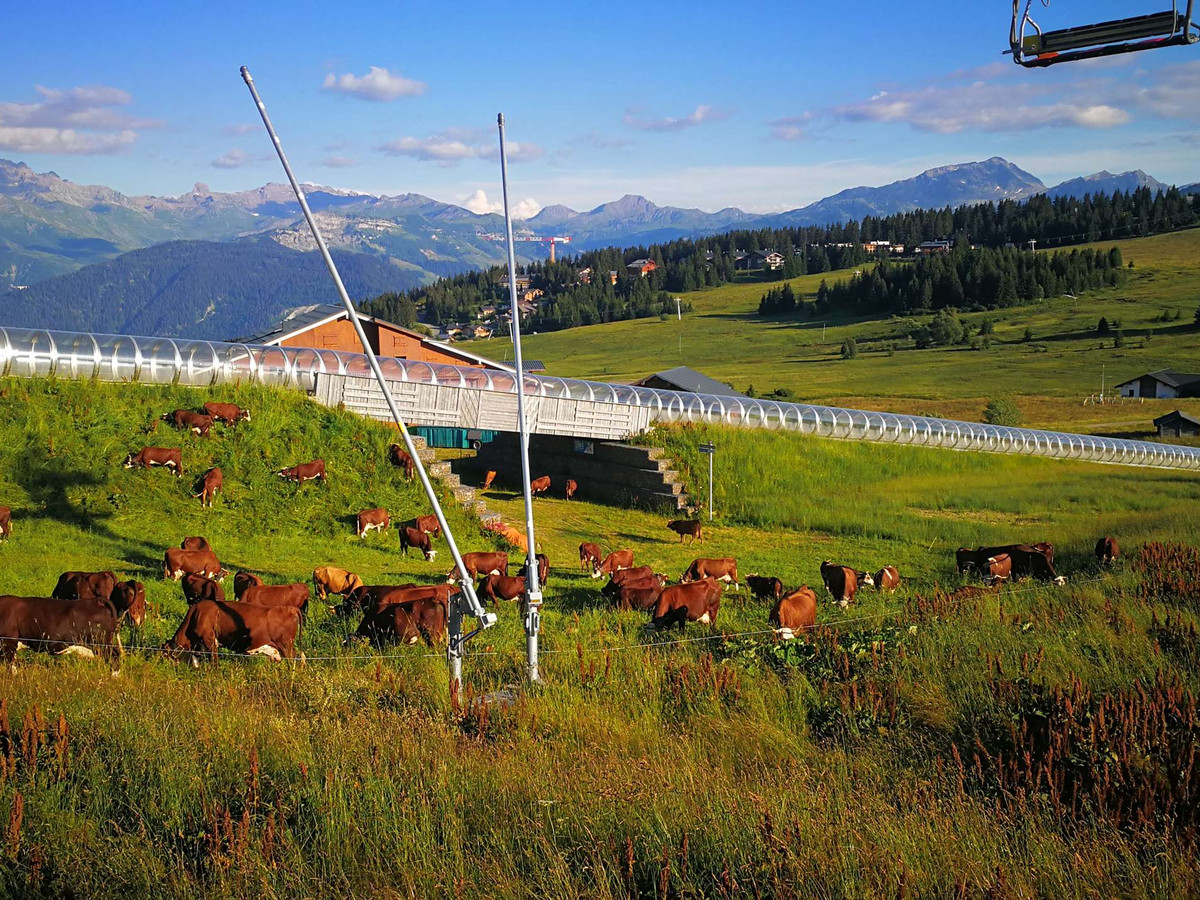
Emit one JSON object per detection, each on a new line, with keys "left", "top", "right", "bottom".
{"left": 1010, "top": 0, "right": 1197, "bottom": 66}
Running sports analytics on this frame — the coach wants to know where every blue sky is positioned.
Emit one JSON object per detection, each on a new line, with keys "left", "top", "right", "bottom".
{"left": 2, "top": 0, "right": 1197, "bottom": 213}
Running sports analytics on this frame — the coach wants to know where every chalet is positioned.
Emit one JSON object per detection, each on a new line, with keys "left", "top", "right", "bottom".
{"left": 917, "top": 240, "right": 952, "bottom": 254}
{"left": 607, "top": 270, "right": 619, "bottom": 285}
{"left": 1154, "top": 410, "right": 1200, "bottom": 438}
{"left": 863, "top": 240, "right": 891, "bottom": 253}
{"left": 477, "top": 306, "right": 497, "bottom": 319}
{"left": 1114, "top": 369, "right": 1200, "bottom": 399}
{"left": 634, "top": 366, "right": 745, "bottom": 398}
{"left": 520, "top": 288, "right": 544, "bottom": 303}
{"left": 471, "top": 325, "right": 494, "bottom": 340}
{"left": 626, "top": 258, "right": 657, "bottom": 277}
{"left": 576, "top": 267, "right": 592, "bottom": 284}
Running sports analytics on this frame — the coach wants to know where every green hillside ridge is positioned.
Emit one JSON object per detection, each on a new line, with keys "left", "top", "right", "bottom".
{"left": 0, "top": 377, "right": 1199, "bottom": 895}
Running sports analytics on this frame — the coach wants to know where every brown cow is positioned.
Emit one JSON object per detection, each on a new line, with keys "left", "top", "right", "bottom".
{"left": 591, "top": 549, "right": 634, "bottom": 579}
{"left": 565, "top": 479, "right": 578, "bottom": 500}
{"left": 579, "top": 542, "right": 602, "bottom": 573}
{"left": 0, "top": 595, "right": 123, "bottom": 672}
{"left": 0, "top": 506, "right": 10, "bottom": 541}
{"left": 601, "top": 566, "right": 658, "bottom": 597}
{"left": 163, "top": 409, "right": 213, "bottom": 436}
{"left": 239, "top": 583, "right": 309, "bottom": 614}
{"left": 651, "top": 578, "right": 722, "bottom": 630}
{"left": 479, "top": 573, "right": 526, "bottom": 606}
{"left": 388, "top": 444, "right": 415, "bottom": 479}
{"left": 412, "top": 514, "right": 442, "bottom": 537}
{"left": 163, "top": 547, "right": 223, "bottom": 581}
{"left": 977, "top": 545, "right": 1064, "bottom": 584}
{"left": 530, "top": 475, "right": 551, "bottom": 496}
{"left": 770, "top": 586, "right": 817, "bottom": 638}
{"left": 108, "top": 581, "right": 147, "bottom": 627}
{"left": 820, "top": 561, "right": 873, "bottom": 607}
{"left": 194, "top": 468, "right": 222, "bottom": 508}
{"left": 874, "top": 566, "right": 901, "bottom": 593}
{"left": 312, "top": 566, "right": 364, "bottom": 603}
{"left": 984, "top": 554, "right": 1012, "bottom": 584}
{"left": 681, "top": 558, "right": 740, "bottom": 589}
{"left": 353, "top": 596, "right": 447, "bottom": 647}
{"left": 482, "top": 470, "right": 498, "bottom": 490}
{"left": 617, "top": 584, "right": 663, "bottom": 612}
{"left": 516, "top": 552, "right": 550, "bottom": 586}
{"left": 399, "top": 526, "right": 437, "bottom": 561}
{"left": 666, "top": 520, "right": 703, "bottom": 543}
{"left": 203, "top": 401, "right": 250, "bottom": 425}
{"left": 357, "top": 508, "right": 390, "bottom": 539}
{"left": 125, "top": 447, "right": 182, "bottom": 477}
{"left": 747, "top": 574, "right": 784, "bottom": 601}
{"left": 182, "top": 573, "right": 226, "bottom": 605}
{"left": 1095, "top": 536, "right": 1120, "bottom": 565}
{"left": 51, "top": 573, "right": 145, "bottom": 627}
{"left": 164, "top": 600, "right": 301, "bottom": 664}
{"left": 278, "top": 459, "right": 326, "bottom": 484}
{"left": 339, "top": 583, "right": 452, "bottom": 617}
{"left": 233, "top": 571, "right": 264, "bottom": 599}
{"left": 181, "top": 536, "right": 211, "bottom": 552}
{"left": 448, "top": 551, "right": 509, "bottom": 583}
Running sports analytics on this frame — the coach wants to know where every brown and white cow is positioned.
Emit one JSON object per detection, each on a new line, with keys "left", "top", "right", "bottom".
{"left": 1095, "top": 536, "right": 1120, "bottom": 565}
{"left": 203, "top": 401, "right": 250, "bottom": 426}
{"left": 820, "top": 561, "right": 872, "bottom": 607}
{"left": 399, "top": 526, "right": 437, "bottom": 561}
{"left": 194, "top": 468, "right": 222, "bottom": 508}
{"left": 984, "top": 554, "right": 1012, "bottom": 584}
{"left": 747, "top": 574, "right": 784, "bottom": 601}
{"left": 482, "top": 470, "right": 498, "bottom": 490}
{"left": 239, "top": 583, "right": 309, "bottom": 614}
{"left": 181, "top": 536, "right": 211, "bottom": 552}
{"left": 388, "top": 444, "right": 415, "bottom": 479}
{"left": 233, "top": 571, "right": 264, "bottom": 599}
{"left": 517, "top": 552, "right": 550, "bottom": 587}
{"left": 353, "top": 596, "right": 447, "bottom": 647}
{"left": 0, "top": 506, "right": 11, "bottom": 541}
{"left": 0, "top": 595, "right": 123, "bottom": 672}
{"left": 681, "top": 558, "right": 740, "bottom": 590}
{"left": 163, "top": 547, "right": 223, "bottom": 581}
{"left": 591, "top": 549, "right": 634, "bottom": 580}
{"left": 357, "top": 508, "right": 390, "bottom": 539}
{"left": 163, "top": 409, "right": 213, "bottom": 436}
{"left": 312, "top": 566, "right": 364, "bottom": 603}
{"left": 977, "top": 545, "right": 1064, "bottom": 584}
{"left": 874, "top": 566, "right": 901, "bottom": 593}
{"left": 108, "top": 581, "right": 147, "bottom": 627}
{"left": 769, "top": 586, "right": 817, "bottom": 639}
{"left": 340, "top": 583, "right": 452, "bottom": 617}
{"left": 51, "top": 573, "right": 145, "bottom": 627}
{"left": 530, "top": 475, "right": 551, "bottom": 496}
{"left": 164, "top": 600, "right": 301, "bottom": 664}
{"left": 651, "top": 578, "right": 722, "bottom": 630}
{"left": 182, "top": 573, "right": 226, "bottom": 605}
{"left": 448, "top": 551, "right": 510, "bottom": 584}
{"left": 666, "top": 520, "right": 703, "bottom": 543}
{"left": 565, "top": 479, "right": 578, "bottom": 500}
{"left": 479, "top": 573, "right": 526, "bottom": 606}
{"left": 125, "top": 447, "right": 182, "bottom": 477}
{"left": 616, "top": 584, "right": 663, "bottom": 612}
{"left": 411, "top": 514, "right": 442, "bottom": 537}
{"left": 278, "top": 459, "right": 326, "bottom": 485}
{"left": 579, "top": 542, "right": 603, "bottom": 573}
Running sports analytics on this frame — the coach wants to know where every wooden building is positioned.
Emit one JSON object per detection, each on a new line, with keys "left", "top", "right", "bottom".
{"left": 1154, "top": 410, "right": 1200, "bottom": 438}
{"left": 1114, "top": 369, "right": 1200, "bottom": 399}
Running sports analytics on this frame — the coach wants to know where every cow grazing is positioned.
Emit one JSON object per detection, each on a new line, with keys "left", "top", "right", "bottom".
{"left": 666, "top": 520, "right": 703, "bottom": 544}
{"left": 482, "top": 470, "right": 498, "bottom": 490}
{"left": 164, "top": 600, "right": 301, "bottom": 664}
{"left": 448, "top": 551, "right": 509, "bottom": 583}
{"left": 339, "top": 583, "right": 451, "bottom": 617}
{"left": 203, "top": 401, "right": 250, "bottom": 426}
{"left": 1095, "top": 536, "right": 1120, "bottom": 565}
{"left": 565, "top": 479, "right": 578, "bottom": 500}
{"left": 412, "top": 514, "right": 442, "bottom": 537}
{"left": 233, "top": 571, "right": 264, "bottom": 599}
{"left": 388, "top": 444, "right": 415, "bottom": 480}
{"left": 357, "top": 508, "right": 390, "bottom": 539}
{"left": 874, "top": 566, "right": 901, "bottom": 593}
{"left": 651, "top": 578, "right": 722, "bottom": 630}
{"left": 194, "top": 468, "right": 222, "bottom": 508}
{"left": 479, "top": 573, "right": 526, "bottom": 607}
{"left": 399, "top": 526, "right": 437, "bottom": 561}
{"left": 977, "top": 545, "right": 1064, "bottom": 585}
{"left": 530, "top": 475, "right": 551, "bottom": 496}
{"left": 0, "top": 595, "right": 123, "bottom": 672}
{"left": 820, "top": 562, "right": 872, "bottom": 607}
{"left": 591, "top": 549, "right": 635, "bottom": 580}
{"left": 108, "top": 581, "right": 147, "bottom": 628}
{"left": 278, "top": 459, "right": 326, "bottom": 485}
{"left": 0, "top": 506, "right": 10, "bottom": 540}
{"left": 125, "top": 447, "right": 182, "bottom": 477}
{"left": 579, "top": 542, "right": 603, "bottom": 573}
{"left": 770, "top": 586, "right": 818, "bottom": 639}
{"left": 182, "top": 573, "right": 226, "bottom": 605}
{"left": 52, "top": 572, "right": 145, "bottom": 627}
{"left": 181, "top": 536, "right": 211, "bottom": 552}
{"left": 354, "top": 596, "right": 447, "bottom": 647}
{"left": 312, "top": 566, "right": 364, "bottom": 603}
{"left": 518, "top": 553, "right": 549, "bottom": 586}
{"left": 239, "top": 583, "right": 309, "bottom": 615}
{"left": 681, "top": 558, "right": 740, "bottom": 589}
{"left": 617, "top": 584, "right": 663, "bottom": 612}
{"left": 163, "top": 409, "right": 214, "bottom": 436}
{"left": 747, "top": 574, "right": 784, "bottom": 601}
{"left": 163, "top": 547, "right": 223, "bottom": 581}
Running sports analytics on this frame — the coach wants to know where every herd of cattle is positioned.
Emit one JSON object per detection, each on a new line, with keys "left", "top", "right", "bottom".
{"left": 0, "top": 397, "right": 1127, "bottom": 670}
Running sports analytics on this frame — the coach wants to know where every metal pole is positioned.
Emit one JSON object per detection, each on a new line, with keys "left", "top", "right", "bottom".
{"left": 240, "top": 66, "right": 496, "bottom": 690}
{"left": 498, "top": 113, "right": 541, "bottom": 684}
{"left": 708, "top": 450, "right": 713, "bottom": 522}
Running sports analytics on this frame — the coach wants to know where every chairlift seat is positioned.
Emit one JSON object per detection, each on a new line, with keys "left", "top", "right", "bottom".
{"left": 1024, "top": 10, "right": 1180, "bottom": 54}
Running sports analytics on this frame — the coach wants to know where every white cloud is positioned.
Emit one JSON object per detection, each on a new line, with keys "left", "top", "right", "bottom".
{"left": 319, "top": 155, "right": 358, "bottom": 168}
{"left": 462, "top": 189, "right": 541, "bottom": 218}
{"left": 623, "top": 104, "right": 730, "bottom": 132}
{"left": 378, "top": 130, "right": 543, "bottom": 166}
{"left": 322, "top": 67, "right": 426, "bottom": 101}
{"left": 222, "top": 123, "right": 256, "bottom": 136}
{"left": 0, "top": 83, "right": 160, "bottom": 155}
{"left": 768, "top": 115, "right": 811, "bottom": 141}
{"left": 212, "top": 148, "right": 252, "bottom": 169}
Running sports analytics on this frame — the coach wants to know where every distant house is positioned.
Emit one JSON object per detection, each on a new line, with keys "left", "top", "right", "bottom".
{"left": 520, "top": 288, "right": 544, "bottom": 303}
{"left": 472, "top": 325, "right": 494, "bottom": 340}
{"left": 607, "top": 270, "right": 619, "bottom": 285}
{"left": 917, "top": 240, "right": 952, "bottom": 254}
{"left": 863, "top": 240, "right": 891, "bottom": 253}
{"left": 736, "top": 250, "right": 785, "bottom": 271}
{"left": 1114, "top": 369, "right": 1200, "bottom": 399}
{"left": 576, "top": 267, "right": 592, "bottom": 284}
{"left": 626, "top": 258, "right": 657, "bottom": 277}
{"left": 477, "top": 306, "right": 497, "bottom": 319}
{"left": 634, "top": 366, "right": 745, "bottom": 398}
{"left": 1154, "top": 410, "right": 1200, "bottom": 437}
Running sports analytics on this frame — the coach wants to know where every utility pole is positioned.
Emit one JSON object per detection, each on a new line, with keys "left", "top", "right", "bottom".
{"left": 675, "top": 297, "right": 682, "bottom": 321}
{"left": 699, "top": 441, "right": 715, "bottom": 521}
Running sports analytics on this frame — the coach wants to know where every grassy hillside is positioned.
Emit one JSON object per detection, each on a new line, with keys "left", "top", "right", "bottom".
{"left": 474, "top": 229, "right": 1200, "bottom": 433}
{"left": 1, "top": 378, "right": 1199, "bottom": 897}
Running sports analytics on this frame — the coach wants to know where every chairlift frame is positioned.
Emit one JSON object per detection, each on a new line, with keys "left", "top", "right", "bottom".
{"left": 1009, "top": 0, "right": 1197, "bottom": 67}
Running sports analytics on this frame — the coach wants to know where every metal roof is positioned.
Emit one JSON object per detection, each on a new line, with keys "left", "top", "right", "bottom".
{"left": 1154, "top": 409, "right": 1200, "bottom": 427}
{"left": 235, "top": 304, "right": 351, "bottom": 345}
{"left": 637, "top": 365, "right": 744, "bottom": 397}
{"left": 1116, "top": 369, "right": 1200, "bottom": 390}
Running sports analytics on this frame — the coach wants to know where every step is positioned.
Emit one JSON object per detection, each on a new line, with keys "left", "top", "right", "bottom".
{"left": 441, "top": 473, "right": 462, "bottom": 490}
{"left": 452, "top": 485, "right": 475, "bottom": 504}
{"left": 427, "top": 461, "right": 453, "bottom": 478}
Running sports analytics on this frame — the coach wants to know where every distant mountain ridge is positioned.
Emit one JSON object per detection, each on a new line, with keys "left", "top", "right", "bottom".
{"left": 1041, "top": 169, "right": 1168, "bottom": 200}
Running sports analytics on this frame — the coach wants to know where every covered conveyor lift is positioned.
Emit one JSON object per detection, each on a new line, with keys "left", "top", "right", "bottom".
{"left": 1009, "top": 0, "right": 1197, "bottom": 66}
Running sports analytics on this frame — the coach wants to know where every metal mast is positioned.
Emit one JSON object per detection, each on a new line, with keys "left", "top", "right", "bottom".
{"left": 239, "top": 66, "right": 496, "bottom": 690}
{"left": 497, "top": 113, "right": 542, "bottom": 683}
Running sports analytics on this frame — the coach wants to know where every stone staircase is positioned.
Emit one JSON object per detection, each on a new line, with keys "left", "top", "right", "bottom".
{"left": 409, "top": 436, "right": 502, "bottom": 526}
